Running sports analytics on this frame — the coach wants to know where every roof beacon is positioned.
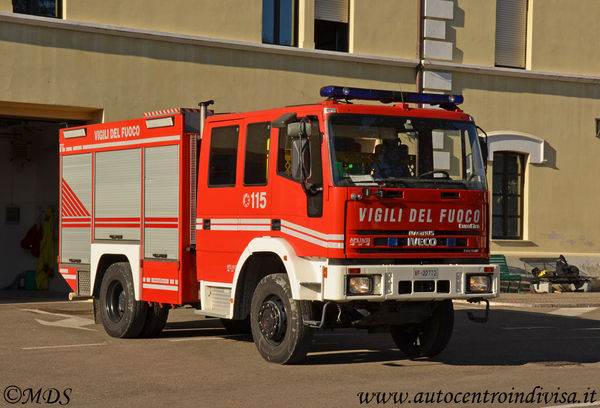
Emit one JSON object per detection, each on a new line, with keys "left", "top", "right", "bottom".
{"left": 320, "top": 85, "right": 463, "bottom": 110}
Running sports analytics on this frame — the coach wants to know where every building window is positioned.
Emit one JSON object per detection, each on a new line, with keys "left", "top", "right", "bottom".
{"left": 495, "top": 0, "right": 528, "bottom": 68}
{"left": 262, "top": 0, "right": 296, "bottom": 46}
{"left": 492, "top": 152, "right": 525, "bottom": 239}
{"left": 208, "top": 126, "right": 239, "bottom": 187}
{"left": 314, "top": 0, "right": 349, "bottom": 52}
{"left": 13, "top": 0, "right": 62, "bottom": 18}
{"left": 596, "top": 119, "right": 600, "bottom": 138}
{"left": 244, "top": 122, "right": 271, "bottom": 186}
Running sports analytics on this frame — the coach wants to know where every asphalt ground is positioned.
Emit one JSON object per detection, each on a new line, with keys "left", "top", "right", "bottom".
{"left": 3, "top": 289, "right": 600, "bottom": 307}
{"left": 492, "top": 292, "right": 600, "bottom": 308}
{"left": 2, "top": 289, "right": 600, "bottom": 407}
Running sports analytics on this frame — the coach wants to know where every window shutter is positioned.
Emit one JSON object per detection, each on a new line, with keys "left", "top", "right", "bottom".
{"left": 495, "top": 0, "right": 528, "bottom": 68}
{"left": 315, "top": 0, "right": 348, "bottom": 23}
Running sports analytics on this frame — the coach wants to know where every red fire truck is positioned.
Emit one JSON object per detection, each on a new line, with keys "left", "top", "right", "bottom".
{"left": 59, "top": 86, "right": 498, "bottom": 364}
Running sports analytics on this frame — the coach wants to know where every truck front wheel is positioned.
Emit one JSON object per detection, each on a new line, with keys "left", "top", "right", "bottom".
{"left": 250, "top": 274, "right": 312, "bottom": 364}
{"left": 390, "top": 300, "right": 454, "bottom": 358}
{"left": 99, "top": 262, "right": 148, "bottom": 338}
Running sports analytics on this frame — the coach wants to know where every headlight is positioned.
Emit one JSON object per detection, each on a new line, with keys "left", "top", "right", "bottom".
{"left": 347, "top": 276, "right": 372, "bottom": 295}
{"left": 468, "top": 275, "right": 491, "bottom": 293}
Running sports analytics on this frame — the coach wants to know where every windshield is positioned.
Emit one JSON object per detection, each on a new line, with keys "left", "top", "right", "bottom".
{"left": 328, "top": 114, "right": 487, "bottom": 190}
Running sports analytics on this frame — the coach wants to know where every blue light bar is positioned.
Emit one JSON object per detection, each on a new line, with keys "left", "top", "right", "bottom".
{"left": 320, "top": 85, "right": 463, "bottom": 106}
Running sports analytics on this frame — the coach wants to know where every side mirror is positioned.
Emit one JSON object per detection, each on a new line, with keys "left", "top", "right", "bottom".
{"left": 291, "top": 137, "right": 309, "bottom": 180}
{"left": 287, "top": 121, "right": 312, "bottom": 138}
{"left": 289, "top": 121, "right": 312, "bottom": 181}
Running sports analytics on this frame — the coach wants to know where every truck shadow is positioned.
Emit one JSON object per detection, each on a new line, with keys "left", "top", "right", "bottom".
{"left": 157, "top": 308, "right": 600, "bottom": 366}
{"left": 302, "top": 308, "right": 600, "bottom": 366}
{"left": 161, "top": 318, "right": 253, "bottom": 342}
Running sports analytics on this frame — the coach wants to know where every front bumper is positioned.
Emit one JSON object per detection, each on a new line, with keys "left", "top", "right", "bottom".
{"left": 323, "top": 263, "right": 498, "bottom": 301}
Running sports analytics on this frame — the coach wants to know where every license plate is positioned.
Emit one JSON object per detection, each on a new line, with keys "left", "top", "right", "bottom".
{"left": 413, "top": 268, "right": 439, "bottom": 279}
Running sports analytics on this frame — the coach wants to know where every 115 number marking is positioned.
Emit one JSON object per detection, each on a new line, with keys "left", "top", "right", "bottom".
{"left": 243, "top": 192, "right": 267, "bottom": 209}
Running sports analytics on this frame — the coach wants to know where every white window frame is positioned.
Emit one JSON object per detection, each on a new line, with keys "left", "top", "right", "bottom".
{"left": 486, "top": 131, "right": 544, "bottom": 164}
{"left": 486, "top": 131, "right": 545, "bottom": 242}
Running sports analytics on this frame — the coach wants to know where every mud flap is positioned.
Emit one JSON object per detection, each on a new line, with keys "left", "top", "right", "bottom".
{"left": 466, "top": 298, "right": 489, "bottom": 323}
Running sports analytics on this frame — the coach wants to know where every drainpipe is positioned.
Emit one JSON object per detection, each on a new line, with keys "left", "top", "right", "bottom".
{"left": 416, "top": 0, "right": 425, "bottom": 93}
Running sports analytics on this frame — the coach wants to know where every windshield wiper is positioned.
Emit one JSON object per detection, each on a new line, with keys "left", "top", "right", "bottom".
{"left": 418, "top": 170, "right": 451, "bottom": 179}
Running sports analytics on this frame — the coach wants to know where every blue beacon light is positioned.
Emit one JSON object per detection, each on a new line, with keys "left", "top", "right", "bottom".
{"left": 320, "top": 85, "right": 463, "bottom": 107}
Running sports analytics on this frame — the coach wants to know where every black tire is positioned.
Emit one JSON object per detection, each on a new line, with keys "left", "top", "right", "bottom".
{"left": 220, "top": 317, "right": 251, "bottom": 334}
{"left": 99, "top": 262, "right": 148, "bottom": 338}
{"left": 92, "top": 298, "right": 102, "bottom": 324}
{"left": 250, "top": 274, "right": 312, "bottom": 364}
{"left": 390, "top": 300, "right": 454, "bottom": 358}
{"left": 141, "top": 303, "right": 170, "bottom": 338}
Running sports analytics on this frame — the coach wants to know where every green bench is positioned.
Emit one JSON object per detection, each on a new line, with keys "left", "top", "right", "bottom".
{"left": 490, "top": 254, "right": 522, "bottom": 293}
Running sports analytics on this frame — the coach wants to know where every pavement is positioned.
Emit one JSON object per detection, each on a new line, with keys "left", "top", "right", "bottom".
{"left": 491, "top": 291, "right": 600, "bottom": 308}
{"left": 3, "top": 289, "right": 600, "bottom": 309}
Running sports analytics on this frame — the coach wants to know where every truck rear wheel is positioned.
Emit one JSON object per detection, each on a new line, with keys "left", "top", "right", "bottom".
{"left": 99, "top": 262, "right": 148, "bottom": 338}
{"left": 390, "top": 300, "right": 454, "bottom": 358}
{"left": 250, "top": 274, "right": 312, "bottom": 364}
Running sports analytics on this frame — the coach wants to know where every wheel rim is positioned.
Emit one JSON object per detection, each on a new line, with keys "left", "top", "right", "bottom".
{"left": 258, "top": 296, "right": 287, "bottom": 345}
{"left": 394, "top": 323, "right": 429, "bottom": 356}
{"left": 106, "top": 280, "right": 125, "bottom": 323}
{"left": 408, "top": 328, "right": 425, "bottom": 350}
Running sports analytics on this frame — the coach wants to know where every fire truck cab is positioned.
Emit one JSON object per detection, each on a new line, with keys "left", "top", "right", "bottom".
{"left": 59, "top": 86, "right": 498, "bottom": 364}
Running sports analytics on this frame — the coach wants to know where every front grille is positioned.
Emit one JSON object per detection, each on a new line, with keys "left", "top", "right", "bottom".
{"left": 329, "top": 258, "right": 487, "bottom": 266}
{"left": 351, "top": 229, "right": 480, "bottom": 255}
{"left": 437, "top": 280, "right": 450, "bottom": 293}
{"left": 398, "top": 281, "right": 412, "bottom": 294}
{"left": 414, "top": 280, "right": 435, "bottom": 292}
{"left": 397, "top": 279, "right": 451, "bottom": 294}
{"left": 358, "top": 248, "right": 473, "bottom": 254}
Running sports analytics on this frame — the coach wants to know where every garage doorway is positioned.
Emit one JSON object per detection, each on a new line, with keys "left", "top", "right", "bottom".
{"left": 0, "top": 116, "right": 86, "bottom": 292}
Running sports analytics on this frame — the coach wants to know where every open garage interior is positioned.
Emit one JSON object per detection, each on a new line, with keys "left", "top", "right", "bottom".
{"left": 0, "top": 116, "right": 84, "bottom": 292}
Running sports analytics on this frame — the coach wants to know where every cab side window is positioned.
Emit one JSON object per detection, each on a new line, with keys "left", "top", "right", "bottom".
{"left": 244, "top": 122, "right": 271, "bottom": 186}
{"left": 208, "top": 125, "right": 239, "bottom": 187}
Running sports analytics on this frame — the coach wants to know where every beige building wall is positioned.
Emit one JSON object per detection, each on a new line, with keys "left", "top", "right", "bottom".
{"left": 451, "top": 0, "right": 496, "bottom": 66}
{"left": 528, "top": 0, "right": 600, "bottom": 76}
{"left": 350, "top": 0, "right": 418, "bottom": 59}
{"left": 0, "top": 16, "right": 417, "bottom": 122}
{"left": 63, "top": 0, "right": 421, "bottom": 59}
{"left": 0, "top": 0, "right": 10, "bottom": 13}
{"left": 63, "top": 0, "right": 263, "bottom": 43}
{"left": 452, "top": 0, "right": 600, "bottom": 75}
